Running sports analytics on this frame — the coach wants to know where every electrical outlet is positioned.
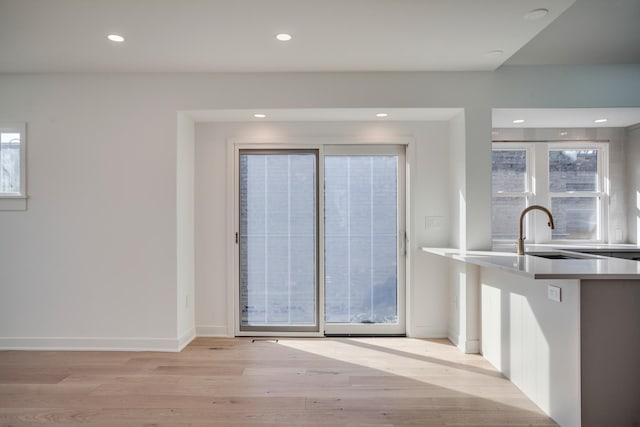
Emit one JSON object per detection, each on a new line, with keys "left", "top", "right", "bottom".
{"left": 547, "top": 285, "right": 561, "bottom": 302}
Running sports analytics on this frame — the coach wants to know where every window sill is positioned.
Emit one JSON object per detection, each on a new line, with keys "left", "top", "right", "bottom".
{"left": 0, "top": 196, "right": 27, "bottom": 211}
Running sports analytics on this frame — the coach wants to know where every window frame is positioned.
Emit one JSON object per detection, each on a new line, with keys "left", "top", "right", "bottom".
{"left": 0, "top": 122, "right": 27, "bottom": 211}
{"left": 491, "top": 143, "right": 534, "bottom": 244}
{"left": 545, "top": 142, "right": 608, "bottom": 243}
{"left": 491, "top": 141, "right": 609, "bottom": 245}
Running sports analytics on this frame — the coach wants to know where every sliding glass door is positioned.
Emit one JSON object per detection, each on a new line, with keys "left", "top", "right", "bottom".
{"left": 236, "top": 145, "right": 405, "bottom": 335}
{"left": 238, "top": 150, "right": 319, "bottom": 332}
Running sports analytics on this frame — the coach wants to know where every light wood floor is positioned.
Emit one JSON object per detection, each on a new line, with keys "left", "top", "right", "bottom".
{"left": 0, "top": 338, "right": 556, "bottom": 426}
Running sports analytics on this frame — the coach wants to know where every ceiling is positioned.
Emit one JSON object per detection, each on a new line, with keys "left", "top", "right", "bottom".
{"left": 1, "top": 0, "right": 638, "bottom": 72}
{"left": 2, "top": 0, "right": 638, "bottom": 127}
{"left": 0, "top": 0, "right": 578, "bottom": 73}
{"left": 505, "top": 0, "right": 640, "bottom": 66}
{"left": 493, "top": 108, "right": 640, "bottom": 128}
{"left": 185, "top": 108, "right": 463, "bottom": 122}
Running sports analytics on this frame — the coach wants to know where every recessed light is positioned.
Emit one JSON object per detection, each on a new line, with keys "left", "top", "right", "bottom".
{"left": 376, "top": 113, "right": 389, "bottom": 118}
{"left": 512, "top": 119, "right": 525, "bottom": 124}
{"left": 275, "top": 33, "right": 292, "bottom": 42}
{"left": 524, "top": 8, "right": 549, "bottom": 21}
{"left": 253, "top": 113, "right": 267, "bottom": 118}
{"left": 560, "top": 131, "right": 568, "bottom": 136}
{"left": 107, "top": 34, "right": 125, "bottom": 42}
{"left": 594, "top": 118, "right": 608, "bottom": 123}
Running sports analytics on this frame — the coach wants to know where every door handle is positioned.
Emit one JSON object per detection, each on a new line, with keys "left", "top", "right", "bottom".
{"left": 399, "top": 231, "right": 408, "bottom": 256}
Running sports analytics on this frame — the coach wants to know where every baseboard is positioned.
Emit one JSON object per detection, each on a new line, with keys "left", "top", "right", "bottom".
{"left": 408, "top": 325, "right": 448, "bottom": 338}
{"left": 177, "top": 327, "right": 196, "bottom": 351}
{"left": 196, "top": 325, "right": 231, "bottom": 337}
{"left": 448, "top": 333, "right": 480, "bottom": 354}
{"left": 0, "top": 336, "right": 183, "bottom": 352}
{"left": 448, "top": 333, "right": 460, "bottom": 348}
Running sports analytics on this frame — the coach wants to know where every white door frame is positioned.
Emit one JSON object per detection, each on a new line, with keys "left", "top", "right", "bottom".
{"left": 227, "top": 138, "right": 413, "bottom": 337}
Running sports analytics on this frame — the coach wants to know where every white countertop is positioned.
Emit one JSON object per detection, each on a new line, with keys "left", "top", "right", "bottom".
{"left": 421, "top": 246, "right": 640, "bottom": 280}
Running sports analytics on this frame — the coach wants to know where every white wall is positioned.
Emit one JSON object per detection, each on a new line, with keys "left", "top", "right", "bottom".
{"left": 193, "top": 121, "right": 451, "bottom": 337}
{"left": 176, "top": 114, "right": 196, "bottom": 348}
{"left": 0, "top": 66, "right": 638, "bottom": 349}
{"left": 627, "top": 124, "right": 640, "bottom": 243}
{"left": 0, "top": 75, "right": 179, "bottom": 350}
{"left": 449, "top": 112, "right": 466, "bottom": 248}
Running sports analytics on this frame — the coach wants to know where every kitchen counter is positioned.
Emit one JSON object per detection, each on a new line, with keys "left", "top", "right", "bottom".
{"left": 423, "top": 244, "right": 640, "bottom": 426}
{"left": 421, "top": 246, "right": 640, "bottom": 280}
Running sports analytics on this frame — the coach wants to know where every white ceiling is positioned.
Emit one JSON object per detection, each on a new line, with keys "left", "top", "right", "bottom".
{"left": 2, "top": 0, "right": 638, "bottom": 127}
{"left": 493, "top": 108, "right": 640, "bottom": 128}
{"left": 0, "top": 0, "right": 575, "bottom": 73}
{"left": 505, "top": 0, "right": 640, "bottom": 65}
{"left": 185, "top": 108, "right": 463, "bottom": 122}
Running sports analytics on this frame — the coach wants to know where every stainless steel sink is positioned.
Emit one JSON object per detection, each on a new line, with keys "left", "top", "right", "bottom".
{"left": 526, "top": 252, "right": 595, "bottom": 260}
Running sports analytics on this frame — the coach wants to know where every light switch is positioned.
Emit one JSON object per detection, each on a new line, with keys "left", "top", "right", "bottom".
{"left": 547, "top": 285, "right": 561, "bottom": 302}
{"left": 426, "top": 216, "right": 443, "bottom": 229}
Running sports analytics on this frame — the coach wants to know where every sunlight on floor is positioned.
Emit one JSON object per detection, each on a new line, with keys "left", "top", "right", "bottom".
{"left": 276, "top": 337, "right": 534, "bottom": 410}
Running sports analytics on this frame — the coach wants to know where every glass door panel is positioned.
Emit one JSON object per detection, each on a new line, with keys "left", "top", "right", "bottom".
{"left": 324, "top": 145, "right": 405, "bottom": 335}
{"left": 239, "top": 150, "right": 318, "bottom": 332}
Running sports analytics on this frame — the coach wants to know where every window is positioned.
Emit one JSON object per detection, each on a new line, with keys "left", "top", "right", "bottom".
{"left": 0, "top": 123, "right": 26, "bottom": 210}
{"left": 549, "top": 148, "right": 604, "bottom": 240}
{"left": 492, "top": 142, "right": 608, "bottom": 244}
{"left": 492, "top": 147, "right": 531, "bottom": 240}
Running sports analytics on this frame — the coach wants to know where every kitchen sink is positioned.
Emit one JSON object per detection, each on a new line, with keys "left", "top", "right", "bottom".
{"left": 526, "top": 252, "right": 595, "bottom": 260}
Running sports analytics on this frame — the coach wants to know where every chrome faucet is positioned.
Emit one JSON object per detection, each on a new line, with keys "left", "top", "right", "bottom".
{"left": 517, "top": 205, "right": 555, "bottom": 255}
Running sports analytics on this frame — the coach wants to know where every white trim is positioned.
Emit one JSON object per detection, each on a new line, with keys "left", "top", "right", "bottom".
{"left": 226, "top": 138, "right": 237, "bottom": 338}
{"left": 177, "top": 327, "right": 196, "bottom": 351}
{"left": 196, "top": 325, "right": 233, "bottom": 337}
{"left": 0, "top": 336, "right": 184, "bottom": 352}
{"left": 448, "top": 332, "right": 460, "bottom": 349}
{"left": 408, "top": 326, "right": 448, "bottom": 338}
{"left": 448, "top": 334, "right": 480, "bottom": 354}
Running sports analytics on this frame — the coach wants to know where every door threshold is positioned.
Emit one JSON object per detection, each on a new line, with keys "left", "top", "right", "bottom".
{"left": 324, "top": 333, "right": 406, "bottom": 338}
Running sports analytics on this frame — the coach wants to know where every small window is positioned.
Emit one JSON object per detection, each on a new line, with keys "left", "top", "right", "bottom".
{"left": 0, "top": 123, "right": 26, "bottom": 210}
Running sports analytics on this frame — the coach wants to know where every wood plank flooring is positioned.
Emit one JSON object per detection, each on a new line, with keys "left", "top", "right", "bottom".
{"left": 0, "top": 338, "right": 557, "bottom": 426}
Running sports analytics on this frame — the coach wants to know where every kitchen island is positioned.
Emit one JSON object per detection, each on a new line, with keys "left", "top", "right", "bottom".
{"left": 422, "top": 246, "right": 640, "bottom": 427}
